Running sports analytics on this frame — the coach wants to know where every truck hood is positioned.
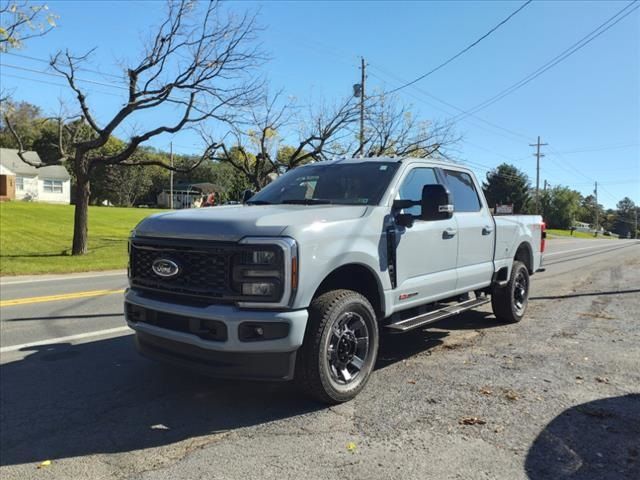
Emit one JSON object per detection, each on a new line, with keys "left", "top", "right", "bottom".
{"left": 133, "top": 204, "right": 369, "bottom": 242}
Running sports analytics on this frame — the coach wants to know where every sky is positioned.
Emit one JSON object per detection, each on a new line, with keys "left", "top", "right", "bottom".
{"left": 1, "top": 0, "right": 638, "bottom": 209}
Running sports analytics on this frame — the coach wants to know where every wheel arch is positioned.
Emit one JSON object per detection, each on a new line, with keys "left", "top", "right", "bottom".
{"left": 312, "top": 263, "right": 385, "bottom": 319}
{"left": 514, "top": 241, "right": 534, "bottom": 273}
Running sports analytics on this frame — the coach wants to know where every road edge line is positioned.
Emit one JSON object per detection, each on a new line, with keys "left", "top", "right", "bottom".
{"left": 0, "top": 326, "right": 132, "bottom": 354}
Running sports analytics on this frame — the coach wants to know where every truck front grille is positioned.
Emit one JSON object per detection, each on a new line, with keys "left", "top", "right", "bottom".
{"left": 129, "top": 237, "right": 236, "bottom": 301}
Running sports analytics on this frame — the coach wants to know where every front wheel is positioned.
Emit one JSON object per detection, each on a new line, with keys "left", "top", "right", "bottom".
{"left": 296, "top": 289, "right": 379, "bottom": 404}
{"left": 491, "top": 261, "right": 530, "bottom": 323}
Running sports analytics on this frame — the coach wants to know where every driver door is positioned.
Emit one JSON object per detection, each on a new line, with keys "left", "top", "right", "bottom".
{"left": 392, "top": 167, "right": 458, "bottom": 310}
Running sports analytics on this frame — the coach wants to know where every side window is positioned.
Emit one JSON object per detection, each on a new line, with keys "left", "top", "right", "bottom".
{"left": 444, "top": 170, "right": 481, "bottom": 212}
{"left": 398, "top": 167, "right": 438, "bottom": 216}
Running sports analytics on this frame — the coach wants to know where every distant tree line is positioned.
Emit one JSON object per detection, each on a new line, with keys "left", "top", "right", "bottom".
{"left": 483, "top": 163, "right": 638, "bottom": 237}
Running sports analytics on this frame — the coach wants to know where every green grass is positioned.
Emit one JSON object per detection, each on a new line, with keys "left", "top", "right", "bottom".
{"left": 0, "top": 202, "right": 163, "bottom": 275}
{"left": 546, "top": 228, "right": 617, "bottom": 239}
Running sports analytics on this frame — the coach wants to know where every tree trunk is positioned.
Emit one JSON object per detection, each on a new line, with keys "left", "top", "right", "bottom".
{"left": 72, "top": 172, "right": 91, "bottom": 256}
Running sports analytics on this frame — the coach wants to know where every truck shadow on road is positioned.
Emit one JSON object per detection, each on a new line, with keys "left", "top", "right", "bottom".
{"left": 525, "top": 394, "right": 640, "bottom": 479}
{"left": 0, "top": 310, "right": 503, "bottom": 467}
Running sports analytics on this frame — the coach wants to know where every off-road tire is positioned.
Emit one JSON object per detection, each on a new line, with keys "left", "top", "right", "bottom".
{"left": 491, "top": 261, "right": 530, "bottom": 323}
{"left": 296, "top": 289, "right": 379, "bottom": 404}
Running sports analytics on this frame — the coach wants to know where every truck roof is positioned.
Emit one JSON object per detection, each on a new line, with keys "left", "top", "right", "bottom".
{"left": 328, "top": 156, "right": 470, "bottom": 170}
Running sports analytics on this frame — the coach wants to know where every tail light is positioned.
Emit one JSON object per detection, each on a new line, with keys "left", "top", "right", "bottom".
{"left": 540, "top": 222, "right": 547, "bottom": 253}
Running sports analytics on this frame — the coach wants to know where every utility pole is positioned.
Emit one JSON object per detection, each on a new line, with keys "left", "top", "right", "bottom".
{"left": 594, "top": 181, "right": 598, "bottom": 236}
{"left": 169, "top": 142, "right": 174, "bottom": 210}
{"left": 529, "top": 136, "right": 548, "bottom": 214}
{"left": 359, "top": 57, "right": 366, "bottom": 156}
{"left": 543, "top": 179, "right": 548, "bottom": 191}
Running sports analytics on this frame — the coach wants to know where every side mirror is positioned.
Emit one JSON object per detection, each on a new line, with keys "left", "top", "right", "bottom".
{"left": 242, "top": 189, "right": 255, "bottom": 204}
{"left": 421, "top": 184, "right": 454, "bottom": 221}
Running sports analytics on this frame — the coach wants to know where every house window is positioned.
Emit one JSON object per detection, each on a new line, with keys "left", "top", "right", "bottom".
{"left": 15, "top": 176, "right": 24, "bottom": 191}
{"left": 43, "top": 179, "right": 63, "bottom": 193}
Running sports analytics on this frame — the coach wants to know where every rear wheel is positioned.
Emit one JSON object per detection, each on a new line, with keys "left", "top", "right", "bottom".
{"left": 491, "top": 261, "right": 530, "bottom": 323}
{"left": 296, "top": 289, "right": 379, "bottom": 404}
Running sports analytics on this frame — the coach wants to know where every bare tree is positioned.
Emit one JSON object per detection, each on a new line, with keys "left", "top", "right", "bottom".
{"left": 5, "top": 0, "right": 263, "bottom": 255}
{"left": 356, "top": 94, "right": 458, "bottom": 158}
{"left": 210, "top": 92, "right": 360, "bottom": 189}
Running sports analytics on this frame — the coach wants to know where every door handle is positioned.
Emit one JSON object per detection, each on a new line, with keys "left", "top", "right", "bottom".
{"left": 482, "top": 226, "right": 494, "bottom": 235}
{"left": 443, "top": 228, "right": 457, "bottom": 238}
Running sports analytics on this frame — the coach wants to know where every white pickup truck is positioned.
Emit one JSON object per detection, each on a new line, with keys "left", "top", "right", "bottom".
{"left": 126, "top": 157, "right": 545, "bottom": 403}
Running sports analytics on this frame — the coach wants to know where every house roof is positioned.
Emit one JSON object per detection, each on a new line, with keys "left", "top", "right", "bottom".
{"left": 0, "top": 148, "right": 71, "bottom": 180}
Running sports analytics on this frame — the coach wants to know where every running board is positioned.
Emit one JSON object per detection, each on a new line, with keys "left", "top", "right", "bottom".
{"left": 385, "top": 297, "right": 490, "bottom": 332}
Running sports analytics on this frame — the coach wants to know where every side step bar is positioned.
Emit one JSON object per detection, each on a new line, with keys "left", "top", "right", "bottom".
{"left": 385, "top": 297, "right": 490, "bottom": 332}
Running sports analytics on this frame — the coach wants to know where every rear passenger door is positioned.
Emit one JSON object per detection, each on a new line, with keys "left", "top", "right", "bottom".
{"left": 442, "top": 169, "right": 495, "bottom": 292}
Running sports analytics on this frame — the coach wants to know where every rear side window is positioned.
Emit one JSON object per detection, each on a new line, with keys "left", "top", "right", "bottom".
{"left": 444, "top": 170, "right": 481, "bottom": 212}
{"left": 398, "top": 167, "right": 438, "bottom": 216}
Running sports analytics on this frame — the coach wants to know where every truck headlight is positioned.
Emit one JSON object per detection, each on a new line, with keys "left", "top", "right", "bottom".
{"left": 235, "top": 238, "right": 298, "bottom": 308}
{"left": 232, "top": 246, "right": 284, "bottom": 300}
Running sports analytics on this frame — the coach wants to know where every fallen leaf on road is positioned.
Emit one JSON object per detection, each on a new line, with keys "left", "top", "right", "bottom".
{"left": 479, "top": 387, "right": 492, "bottom": 395}
{"left": 150, "top": 424, "right": 170, "bottom": 430}
{"left": 595, "top": 376, "right": 610, "bottom": 384}
{"left": 504, "top": 390, "right": 519, "bottom": 401}
{"left": 346, "top": 442, "right": 357, "bottom": 453}
{"left": 459, "top": 417, "right": 486, "bottom": 426}
{"left": 575, "top": 375, "right": 584, "bottom": 380}
{"left": 407, "top": 380, "right": 417, "bottom": 384}
{"left": 37, "top": 460, "right": 52, "bottom": 469}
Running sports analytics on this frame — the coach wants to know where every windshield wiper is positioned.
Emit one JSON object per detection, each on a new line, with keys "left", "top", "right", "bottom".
{"left": 246, "top": 200, "right": 272, "bottom": 205}
{"left": 281, "top": 198, "right": 332, "bottom": 205}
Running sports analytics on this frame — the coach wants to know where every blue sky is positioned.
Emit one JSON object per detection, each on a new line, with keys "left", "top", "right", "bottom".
{"left": 1, "top": 0, "right": 638, "bottom": 208}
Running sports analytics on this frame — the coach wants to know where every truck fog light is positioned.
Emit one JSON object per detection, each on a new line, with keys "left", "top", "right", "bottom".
{"left": 242, "top": 282, "right": 276, "bottom": 296}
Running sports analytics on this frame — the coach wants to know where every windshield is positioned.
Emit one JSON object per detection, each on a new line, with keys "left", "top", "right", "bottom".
{"left": 247, "top": 161, "right": 400, "bottom": 206}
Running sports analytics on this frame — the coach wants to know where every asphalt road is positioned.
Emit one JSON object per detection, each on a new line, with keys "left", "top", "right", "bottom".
{"left": 0, "top": 237, "right": 638, "bottom": 479}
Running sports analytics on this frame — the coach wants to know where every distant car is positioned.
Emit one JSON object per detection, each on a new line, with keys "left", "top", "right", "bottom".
{"left": 224, "top": 201, "right": 240, "bottom": 205}
{"left": 603, "top": 231, "right": 611, "bottom": 236}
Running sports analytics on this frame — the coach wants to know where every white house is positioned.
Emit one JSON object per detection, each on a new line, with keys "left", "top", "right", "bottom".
{"left": 0, "top": 148, "right": 71, "bottom": 204}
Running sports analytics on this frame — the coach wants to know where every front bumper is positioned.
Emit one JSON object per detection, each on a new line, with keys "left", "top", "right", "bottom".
{"left": 125, "top": 289, "right": 308, "bottom": 380}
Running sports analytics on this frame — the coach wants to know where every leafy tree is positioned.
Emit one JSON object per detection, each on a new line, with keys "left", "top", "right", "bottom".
{"left": 613, "top": 197, "right": 637, "bottom": 237}
{"left": 0, "top": 100, "right": 60, "bottom": 162}
{"left": 482, "top": 163, "right": 530, "bottom": 213}
{"left": 543, "top": 186, "right": 583, "bottom": 229}
{"left": 577, "top": 194, "right": 603, "bottom": 227}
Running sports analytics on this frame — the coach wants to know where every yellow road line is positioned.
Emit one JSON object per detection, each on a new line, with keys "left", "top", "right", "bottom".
{"left": 0, "top": 289, "right": 125, "bottom": 307}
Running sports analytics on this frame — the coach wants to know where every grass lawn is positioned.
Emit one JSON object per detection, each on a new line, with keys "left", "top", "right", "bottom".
{"left": 0, "top": 202, "right": 163, "bottom": 275}
{"left": 546, "top": 228, "right": 617, "bottom": 239}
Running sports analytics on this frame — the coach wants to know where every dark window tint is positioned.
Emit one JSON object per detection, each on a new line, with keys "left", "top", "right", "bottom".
{"left": 444, "top": 170, "right": 481, "bottom": 212}
{"left": 398, "top": 168, "right": 438, "bottom": 215}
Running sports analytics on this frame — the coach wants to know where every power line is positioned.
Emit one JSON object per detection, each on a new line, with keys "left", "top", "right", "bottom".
{"left": 0, "top": 62, "right": 129, "bottom": 91}
{"left": 451, "top": 1, "right": 640, "bottom": 121}
{"left": 386, "top": 0, "right": 533, "bottom": 94}
{"left": 0, "top": 72, "right": 125, "bottom": 98}
{"left": 2, "top": 51, "right": 125, "bottom": 80}
{"left": 549, "top": 143, "right": 640, "bottom": 155}
{"left": 368, "top": 65, "right": 530, "bottom": 143}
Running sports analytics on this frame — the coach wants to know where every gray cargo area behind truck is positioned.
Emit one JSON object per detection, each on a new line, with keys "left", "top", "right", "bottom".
{"left": 126, "top": 157, "right": 544, "bottom": 403}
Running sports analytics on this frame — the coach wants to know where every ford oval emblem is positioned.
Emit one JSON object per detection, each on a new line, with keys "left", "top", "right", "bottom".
{"left": 152, "top": 258, "right": 180, "bottom": 278}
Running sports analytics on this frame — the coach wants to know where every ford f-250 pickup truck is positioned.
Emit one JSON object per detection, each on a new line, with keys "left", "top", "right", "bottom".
{"left": 125, "top": 157, "right": 544, "bottom": 403}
